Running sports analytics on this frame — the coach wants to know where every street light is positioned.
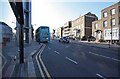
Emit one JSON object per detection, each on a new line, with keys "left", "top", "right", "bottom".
{"left": 108, "top": 12, "right": 112, "bottom": 48}
{"left": 110, "top": 14, "right": 113, "bottom": 45}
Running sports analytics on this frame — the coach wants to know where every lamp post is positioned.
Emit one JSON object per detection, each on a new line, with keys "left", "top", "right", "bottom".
{"left": 110, "top": 14, "right": 113, "bottom": 45}
{"left": 109, "top": 12, "right": 112, "bottom": 48}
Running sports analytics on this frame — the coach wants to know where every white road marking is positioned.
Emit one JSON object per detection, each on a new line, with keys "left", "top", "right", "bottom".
{"left": 96, "top": 73, "right": 106, "bottom": 79}
{"left": 65, "top": 57, "right": 78, "bottom": 64}
{"left": 48, "top": 47, "right": 51, "bottom": 50}
{"left": 66, "top": 46, "right": 68, "bottom": 48}
{"left": 10, "top": 63, "right": 16, "bottom": 78}
{"left": 88, "top": 52, "right": 120, "bottom": 62}
{"left": 54, "top": 51, "right": 60, "bottom": 54}
{"left": 2, "top": 55, "right": 7, "bottom": 69}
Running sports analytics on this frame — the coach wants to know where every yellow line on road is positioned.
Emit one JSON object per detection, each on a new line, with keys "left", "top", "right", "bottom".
{"left": 35, "top": 45, "right": 45, "bottom": 78}
{"left": 39, "top": 44, "right": 52, "bottom": 79}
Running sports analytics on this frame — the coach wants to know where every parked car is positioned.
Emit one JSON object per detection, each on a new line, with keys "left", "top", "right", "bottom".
{"left": 87, "top": 36, "right": 96, "bottom": 41}
{"left": 59, "top": 37, "right": 69, "bottom": 43}
{"left": 69, "top": 37, "right": 75, "bottom": 40}
{"left": 81, "top": 36, "right": 87, "bottom": 41}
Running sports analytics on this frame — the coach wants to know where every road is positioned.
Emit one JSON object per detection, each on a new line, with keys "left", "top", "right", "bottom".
{"left": 34, "top": 39, "right": 119, "bottom": 78}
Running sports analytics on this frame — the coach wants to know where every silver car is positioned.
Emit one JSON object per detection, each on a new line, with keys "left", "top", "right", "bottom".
{"left": 59, "top": 37, "right": 69, "bottom": 43}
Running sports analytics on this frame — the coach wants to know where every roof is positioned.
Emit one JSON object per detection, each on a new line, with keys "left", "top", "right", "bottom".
{"left": 0, "top": 21, "right": 9, "bottom": 26}
{"left": 85, "top": 12, "right": 98, "bottom": 18}
{"left": 92, "top": 19, "right": 102, "bottom": 24}
{"left": 101, "top": 1, "right": 120, "bottom": 12}
{"left": 0, "top": 21, "right": 12, "bottom": 31}
{"left": 73, "top": 12, "right": 98, "bottom": 22}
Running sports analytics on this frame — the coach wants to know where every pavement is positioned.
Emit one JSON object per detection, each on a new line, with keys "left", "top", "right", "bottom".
{"left": 70, "top": 40, "right": 120, "bottom": 52}
{"left": 2, "top": 40, "right": 42, "bottom": 78}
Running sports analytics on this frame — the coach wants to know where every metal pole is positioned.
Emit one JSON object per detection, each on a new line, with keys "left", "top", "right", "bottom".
{"left": 110, "top": 13, "right": 112, "bottom": 45}
{"left": 19, "top": 24, "right": 24, "bottom": 63}
{"left": 109, "top": 40, "right": 110, "bottom": 48}
{"left": 109, "top": 13, "right": 112, "bottom": 48}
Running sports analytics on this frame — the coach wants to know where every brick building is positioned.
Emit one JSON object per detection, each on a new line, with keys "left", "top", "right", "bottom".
{"left": 92, "top": 2, "right": 120, "bottom": 43}
{"left": 71, "top": 12, "right": 98, "bottom": 40}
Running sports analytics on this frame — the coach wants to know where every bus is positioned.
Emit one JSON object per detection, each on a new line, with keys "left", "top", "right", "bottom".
{"left": 35, "top": 26, "right": 50, "bottom": 43}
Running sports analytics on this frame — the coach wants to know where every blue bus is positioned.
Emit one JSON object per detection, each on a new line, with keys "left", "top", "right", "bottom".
{"left": 35, "top": 26, "right": 50, "bottom": 43}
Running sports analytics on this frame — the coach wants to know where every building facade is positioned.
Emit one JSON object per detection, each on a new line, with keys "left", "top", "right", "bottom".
{"left": 102, "top": 2, "right": 120, "bottom": 43}
{"left": 63, "top": 21, "right": 72, "bottom": 37}
{"left": 15, "top": 0, "right": 33, "bottom": 44}
{"left": 71, "top": 12, "right": 98, "bottom": 40}
{"left": 92, "top": 2, "right": 120, "bottom": 43}
{"left": 24, "top": 1, "right": 32, "bottom": 44}
{"left": 71, "top": 16, "right": 84, "bottom": 39}
{"left": 0, "top": 22, "right": 13, "bottom": 46}
{"left": 56, "top": 27, "right": 63, "bottom": 38}
{"left": 92, "top": 19, "right": 103, "bottom": 42}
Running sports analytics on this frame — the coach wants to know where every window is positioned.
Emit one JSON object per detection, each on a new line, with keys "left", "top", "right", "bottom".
{"left": 103, "top": 12, "right": 107, "bottom": 18}
{"left": 115, "top": 29, "right": 118, "bottom": 37}
{"left": 94, "top": 23, "right": 98, "bottom": 29}
{"left": 103, "top": 20, "right": 107, "bottom": 27}
{"left": 119, "top": 6, "right": 120, "bottom": 12}
{"left": 105, "top": 30, "right": 107, "bottom": 37}
{"left": 119, "top": 17, "right": 120, "bottom": 25}
{"left": 109, "top": 30, "right": 111, "bottom": 37}
{"left": 112, "top": 32, "right": 114, "bottom": 37}
{"left": 111, "top": 18, "right": 115, "bottom": 26}
{"left": 107, "top": 31, "right": 110, "bottom": 36}
{"left": 110, "top": 8, "right": 115, "bottom": 15}
{"left": 115, "top": 31, "right": 117, "bottom": 37}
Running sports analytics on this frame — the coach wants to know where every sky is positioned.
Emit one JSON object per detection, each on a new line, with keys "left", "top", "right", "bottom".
{"left": 31, "top": 1, "right": 116, "bottom": 33}
{"left": 0, "top": 0, "right": 16, "bottom": 32}
{"left": 0, "top": 0, "right": 117, "bottom": 33}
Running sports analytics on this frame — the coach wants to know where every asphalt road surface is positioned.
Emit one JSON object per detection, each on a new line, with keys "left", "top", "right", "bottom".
{"left": 34, "top": 39, "right": 120, "bottom": 78}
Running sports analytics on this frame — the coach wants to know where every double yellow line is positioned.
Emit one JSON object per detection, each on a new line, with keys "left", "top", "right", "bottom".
{"left": 36, "top": 44, "right": 51, "bottom": 79}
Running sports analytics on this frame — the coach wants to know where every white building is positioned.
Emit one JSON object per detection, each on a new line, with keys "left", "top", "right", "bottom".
{"left": 63, "top": 21, "right": 72, "bottom": 37}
